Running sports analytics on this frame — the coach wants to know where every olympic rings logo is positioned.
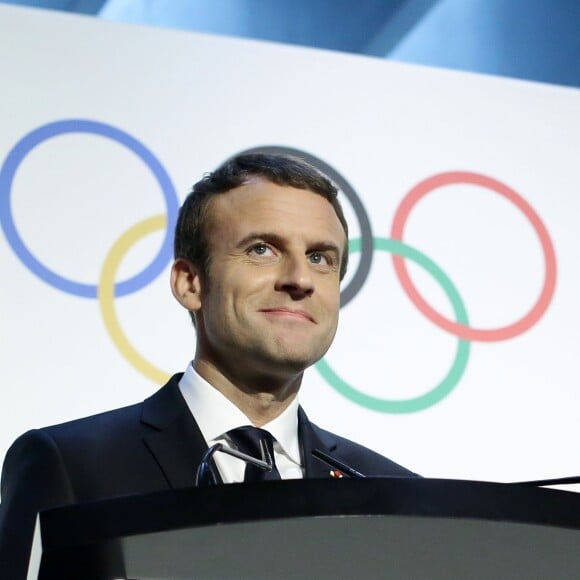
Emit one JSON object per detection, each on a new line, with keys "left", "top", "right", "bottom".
{"left": 0, "top": 121, "right": 557, "bottom": 413}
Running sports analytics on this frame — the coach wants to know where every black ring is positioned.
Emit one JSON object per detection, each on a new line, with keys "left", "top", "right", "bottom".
{"left": 232, "top": 146, "right": 373, "bottom": 308}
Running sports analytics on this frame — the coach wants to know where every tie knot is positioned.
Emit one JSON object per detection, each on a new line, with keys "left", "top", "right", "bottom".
{"left": 227, "top": 426, "right": 275, "bottom": 458}
{"left": 226, "top": 426, "right": 281, "bottom": 482}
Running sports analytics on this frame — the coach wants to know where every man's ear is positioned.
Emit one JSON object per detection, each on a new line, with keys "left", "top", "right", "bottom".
{"left": 170, "top": 258, "right": 203, "bottom": 312}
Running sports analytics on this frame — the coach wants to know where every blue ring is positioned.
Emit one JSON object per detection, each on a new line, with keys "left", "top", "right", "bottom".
{"left": 0, "top": 120, "right": 179, "bottom": 298}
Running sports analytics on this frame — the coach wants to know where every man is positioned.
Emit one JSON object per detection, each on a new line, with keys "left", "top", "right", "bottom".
{"left": 0, "top": 153, "right": 416, "bottom": 577}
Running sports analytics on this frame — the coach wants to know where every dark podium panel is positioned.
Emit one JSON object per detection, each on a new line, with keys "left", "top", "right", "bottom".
{"left": 34, "top": 478, "right": 580, "bottom": 579}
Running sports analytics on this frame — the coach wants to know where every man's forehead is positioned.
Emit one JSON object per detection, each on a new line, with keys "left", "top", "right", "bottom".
{"left": 204, "top": 178, "right": 345, "bottom": 243}
{"left": 207, "top": 177, "right": 336, "bottom": 218}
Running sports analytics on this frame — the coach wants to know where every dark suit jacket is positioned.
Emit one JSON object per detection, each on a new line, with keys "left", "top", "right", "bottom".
{"left": 0, "top": 374, "right": 416, "bottom": 578}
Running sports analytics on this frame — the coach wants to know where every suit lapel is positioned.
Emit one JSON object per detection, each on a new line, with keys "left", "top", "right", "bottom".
{"left": 140, "top": 378, "right": 335, "bottom": 485}
{"left": 298, "top": 407, "right": 337, "bottom": 479}
{"left": 140, "top": 375, "right": 215, "bottom": 489}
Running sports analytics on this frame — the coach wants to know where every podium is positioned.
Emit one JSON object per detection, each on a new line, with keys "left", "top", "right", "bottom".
{"left": 32, "top": 478, "right": 580, "bottom": 579}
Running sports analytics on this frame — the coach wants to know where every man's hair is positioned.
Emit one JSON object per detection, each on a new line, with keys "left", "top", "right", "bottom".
{"left": 174, "top": 153, "right": 349, "bottom": 279}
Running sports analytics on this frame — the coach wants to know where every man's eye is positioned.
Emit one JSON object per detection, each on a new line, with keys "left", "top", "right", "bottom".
{"left": 309, "top": 252, "right": 330, "bottom": 265}
{"left": 249, "top": 243, "right": 272, "bottom": 256}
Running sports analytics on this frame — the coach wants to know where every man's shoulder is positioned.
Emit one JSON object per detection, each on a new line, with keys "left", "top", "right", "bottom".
{"left": 5, "top": 399, "right": 143, "bottom": 474}
{"left": 40, "top": 399, "right": 143, "bottom": 442}
{"left": 309, "top": 421, "right": 419, "bottom": 478}
{"left": 14, "top": 374, "right": 185, "bottom": 452}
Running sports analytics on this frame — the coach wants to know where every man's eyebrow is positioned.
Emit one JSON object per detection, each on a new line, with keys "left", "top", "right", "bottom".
{"left": 309, "top": 242, "right": 341, "bottom": 256}
{"left": 236, "top": 232, "right": 285, "bottom": 248}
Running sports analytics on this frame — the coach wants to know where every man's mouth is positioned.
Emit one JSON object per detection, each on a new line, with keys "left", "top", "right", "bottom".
{"left": 258, "top": 308, "right": 315, "bottom": 323}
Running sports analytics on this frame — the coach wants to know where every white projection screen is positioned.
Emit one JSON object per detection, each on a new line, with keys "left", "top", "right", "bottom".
{"left": 1, "top": 5, "right": 580, "bottom": 485}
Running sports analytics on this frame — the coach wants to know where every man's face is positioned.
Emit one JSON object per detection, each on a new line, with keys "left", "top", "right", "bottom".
{"left": 194, "top": 178, "right": 346, "bottom": 383}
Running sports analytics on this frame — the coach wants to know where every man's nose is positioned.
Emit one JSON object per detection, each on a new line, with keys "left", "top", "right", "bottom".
{"left": 275, "top": 255, "right": 314, "bottom": 297}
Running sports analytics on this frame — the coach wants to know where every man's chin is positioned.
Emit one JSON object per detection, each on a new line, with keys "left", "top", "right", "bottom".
{"left": 261, "top": 346, "right": 327, "bottom": 376}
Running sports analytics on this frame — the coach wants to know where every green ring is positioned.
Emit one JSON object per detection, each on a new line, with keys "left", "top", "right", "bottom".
{"left": 315, "top": 237, "right": 470, "bottom": 413}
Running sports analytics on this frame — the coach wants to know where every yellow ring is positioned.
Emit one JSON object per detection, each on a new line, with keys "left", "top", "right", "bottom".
{"left": 98, "top": 214, "right": 171, "bottom": 385}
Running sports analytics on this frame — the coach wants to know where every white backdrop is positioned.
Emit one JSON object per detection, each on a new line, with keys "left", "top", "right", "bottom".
{"left": 1, "top": 5, "right": 580, "bottom": 485}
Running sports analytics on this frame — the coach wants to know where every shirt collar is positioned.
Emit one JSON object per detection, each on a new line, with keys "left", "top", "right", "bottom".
{"left": 178, "top": 362, "right": 301, "bottom": 463}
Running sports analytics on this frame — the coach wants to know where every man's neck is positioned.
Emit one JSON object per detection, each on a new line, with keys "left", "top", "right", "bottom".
{"left": 193, "top": 358, "right": 301, "bottom": 427}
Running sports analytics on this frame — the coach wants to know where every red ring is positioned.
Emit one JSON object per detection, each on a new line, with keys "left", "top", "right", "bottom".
{"left": 391, "top": 172, "right": 557, "bottom": 342}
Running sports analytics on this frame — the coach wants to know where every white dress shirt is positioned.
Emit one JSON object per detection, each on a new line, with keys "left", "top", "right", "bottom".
{"left": 178, "top": 363, "right": 303, "bottom": 483}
